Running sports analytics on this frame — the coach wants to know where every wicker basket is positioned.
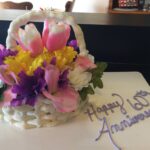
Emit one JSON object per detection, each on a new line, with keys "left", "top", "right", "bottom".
{"left": 1, "top": 96, "right": 87, "bottom": 129}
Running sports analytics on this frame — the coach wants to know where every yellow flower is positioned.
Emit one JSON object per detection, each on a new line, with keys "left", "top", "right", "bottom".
{"left": 53, "top": 46, "right": 77, "bottom": 69}
{"left": 4, "top": 46, "right": 33, "bottom": 75}
{"left": 4, "top": 46, "right": 77, "bottom": 76}
{"left": 27, "top": 48, "right": 52, "bottom": 75}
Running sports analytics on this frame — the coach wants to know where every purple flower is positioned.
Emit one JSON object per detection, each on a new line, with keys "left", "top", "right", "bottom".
{"left": 11, "top": 67, "right": 46, "bottom": 106}
{"left": 68, "top": 40, "right": 78, "bottom": 50}
{"left": 11, "top": 96, "right": 24, "bottom": 107}
{"left": 0, "top": 46, "right": 17, "bottom": 65}
{"left": 42, "top": 57, "right": 56, "bottom": 67}
{"left": 58, "top": 69, "right": 69, "bottom": 88}
{"left": 50, "top": 57, "right": 56, "bottom": 65}
{"left": 42, "top": 61, "right": 47, "bottom": 67}
{"left": 11, "top": 96, "right": 36, "bottom": 107}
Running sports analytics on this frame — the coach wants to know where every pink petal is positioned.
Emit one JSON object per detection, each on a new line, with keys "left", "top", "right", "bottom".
{"left": 63, "top": 23, "right": 70, "bottom": 42}
{"left": 0, "top": 65, "right": 15, "bottom": 85}
{"left": 45, "top": 65, "right": 60, "bottom": 93}
{"left": 46, "top": 30, "right": 68, "bottom": 52}
{"left": 18, "top": 28, "right": 28, "bottom": 50}
{"left": 76, "top": 56, "right": 96, "bottom": 70}
{"left": 43, "top": 87, "right": 79, "bottom": 112}
{"left": 29, "top": 37, "right": 43, "bottom": 57}
{"left": 0, "top": 44, "right": 5, "bottom": 50}
{"left": 18, "top": 24, "right": 43, "bottom": 56}
{"left": 42, "top": 20, "right": 55, "bottom": 47}
{"left": 42, "top": 21, "right": 70, "bottom": 52}
{"left": 0, "top": 88, "right": 16, "bottom": 107}
{"left": 9, "top": 71, "right": 19, "bottom": 84}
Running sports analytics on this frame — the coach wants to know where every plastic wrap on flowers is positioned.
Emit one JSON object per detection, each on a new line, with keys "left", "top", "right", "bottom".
{"left": 0, "top": 10, "right": 107, "bottom": 129}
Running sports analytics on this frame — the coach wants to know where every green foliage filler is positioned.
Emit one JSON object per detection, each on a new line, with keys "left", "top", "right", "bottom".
{"left": 79, "top": 62, "right": 107, "bottom": 101}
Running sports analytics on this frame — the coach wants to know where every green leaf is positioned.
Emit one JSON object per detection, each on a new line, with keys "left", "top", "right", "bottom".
{"left": 96, "top": 62, "right": 108, "bottom": 70}
{"left": 79, "top": 85, "right": 95, "bottom": 101}
{"left": 93, "top": 78, "right": 103, "bottom": 88}
{"left": 90, "top": 62, "right": 107, "bottom": 89}
{"left": 92, "top": 62, "right": 107, "bottom": 76}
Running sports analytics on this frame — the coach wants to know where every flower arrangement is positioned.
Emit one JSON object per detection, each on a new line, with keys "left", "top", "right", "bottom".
{"left": 0, "top": 10, "right": 107, "bottom": 128}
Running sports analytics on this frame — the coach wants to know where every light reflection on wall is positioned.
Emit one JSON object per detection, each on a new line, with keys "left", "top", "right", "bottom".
{"left": 0, "top": 0, "right": 109, "bottom": 13}
{"left": 73, "top": 0, "right": 109, "bottom": 13}
{"left": 0, "top": 0, "right": 68, "bottom": 10}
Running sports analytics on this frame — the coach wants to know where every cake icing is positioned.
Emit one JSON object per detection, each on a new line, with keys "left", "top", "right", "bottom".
{"left": 0, "top": 72, "right": 149, "bottom": 150}
{"left": 0, "top": 10, "right": 106, "bottom": 129}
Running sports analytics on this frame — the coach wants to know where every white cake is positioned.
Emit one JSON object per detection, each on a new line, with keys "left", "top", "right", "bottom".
{"left": 0, "top": 72, "right": 150, "bottom": 150}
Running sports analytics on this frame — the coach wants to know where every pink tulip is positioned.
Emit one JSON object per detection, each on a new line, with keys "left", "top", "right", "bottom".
{"left": 0, "top": 88, "right": 16, "bottom": 107}
{"left": 0, "top": 44, "right": 4, "bottom": 50}
{"left": 18, "top": 23, "right": 43, "bottom": 57}
{"left": 45, "top": 64, "right": 60, "bottom": 94}
{"left": 43, "top": 64, "right": 79, "bottom": 112}
{"left": 76, "top": 56, "right": 96, "bottom": 70}
{"left": 42, "top": 20, "right": 70, "bottom": 52}
{"left": 0, "top": 65, "right": 16, "bottom": 85}
{"left": 43, "top": 86, "right": 79, "bottom": 112}
{"left": 42, "top": 19, "right": 55, "bottom": 48}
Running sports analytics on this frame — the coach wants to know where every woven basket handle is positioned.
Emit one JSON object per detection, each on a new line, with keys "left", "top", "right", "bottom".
{"left": 6, "top": 10, "right": 89, "bottom": 56}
